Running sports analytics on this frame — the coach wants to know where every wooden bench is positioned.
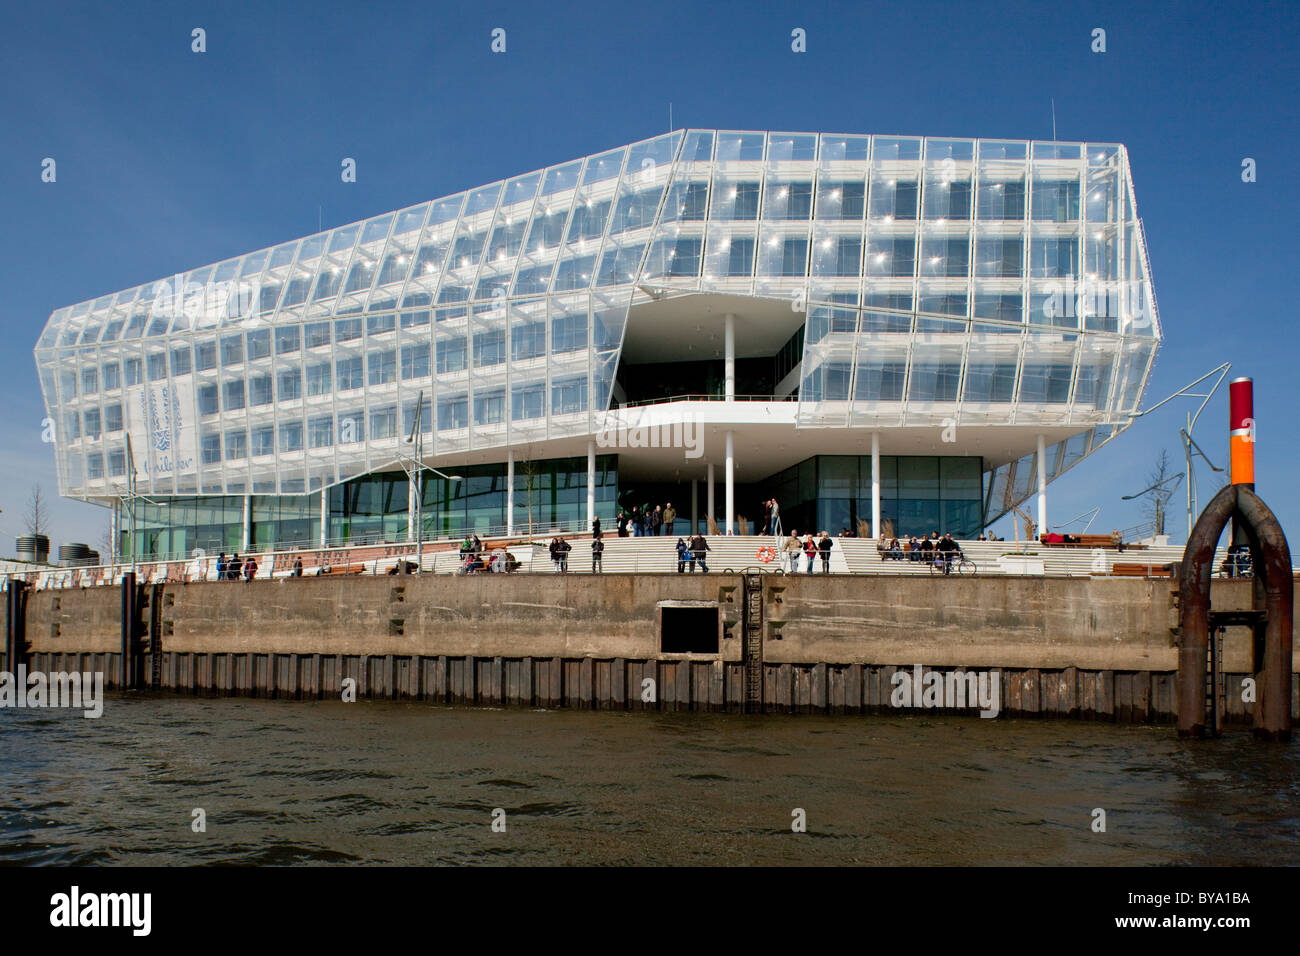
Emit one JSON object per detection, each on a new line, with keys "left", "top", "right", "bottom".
{"left": 1111, "top": 562, "right": 1173, "bottom": 578}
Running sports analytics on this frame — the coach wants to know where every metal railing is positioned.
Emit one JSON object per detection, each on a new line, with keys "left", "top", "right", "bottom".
{"left": 617, "top": 392, "right": 798, "bottom": 408}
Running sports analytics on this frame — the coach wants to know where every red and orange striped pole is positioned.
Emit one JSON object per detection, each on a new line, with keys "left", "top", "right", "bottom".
{"left": 1229, "top": 377, "right": 1255, "bottom": 488}
{"left": 1229, "top": 377, "right": 1255, "bottom": 550}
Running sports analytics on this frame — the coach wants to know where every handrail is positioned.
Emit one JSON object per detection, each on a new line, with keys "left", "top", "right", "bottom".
{"left": 615, "top": 393, "right": 798, "bottom": 408}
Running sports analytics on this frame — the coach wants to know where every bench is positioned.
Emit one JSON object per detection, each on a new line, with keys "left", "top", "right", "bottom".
{"left": 1111, "top": 562, "right": 1173, "bottom": 578}
{"left": 1040, "top": 534, "right": 1146, "bottom": 550}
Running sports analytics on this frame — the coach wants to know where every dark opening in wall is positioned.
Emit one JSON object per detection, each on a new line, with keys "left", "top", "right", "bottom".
{"left": 660, "top": 605, "right": 719, "bottom": 654}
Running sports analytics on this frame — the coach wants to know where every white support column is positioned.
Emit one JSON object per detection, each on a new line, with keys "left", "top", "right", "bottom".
{"left": 707, "top": 463, "right": 715, "bottom": 529}
{"left": 725, "top": 430, "right": 735, "bottom": 536}
{"left": 506, "top": 449, "right": 515, "bottom": 536}
{"left": 691, "top": 479, "right": 698, "bottom": 536}
{"left": 241, "top": 494, "right": 251, "bottom": 552}
{"left": 587, "top": 440, "right": 596, "bottom": 532}
{"left": 407, "top": 474, "right": 417, "bottom": 542}
{"left": 724, "top": 313, "right": 736, "bottom": 401}
{"left": 1037, "top": 433, "right": 1047, "bottom": 537}
{"left": 871, "top": 431, "right": 881, "bottom": 539}
{"left": 319, "top": 487, "right": 327, "bottom": 548}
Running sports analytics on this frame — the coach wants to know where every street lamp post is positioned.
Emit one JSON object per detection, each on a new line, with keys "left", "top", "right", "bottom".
{"left": 403, "top": 390, "right": 461, "bottom": 571}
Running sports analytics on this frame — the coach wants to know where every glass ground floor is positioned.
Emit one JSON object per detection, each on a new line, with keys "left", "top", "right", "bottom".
{"left": 115, "top": 451, "right": 985, "bottom": 560}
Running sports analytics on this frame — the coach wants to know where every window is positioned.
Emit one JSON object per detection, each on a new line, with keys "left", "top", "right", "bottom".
{"left": 975, "top": 237, "right": 1024, "bottom": 277}
{"left": 869, "top": 179, "right": 918, "bottom": 220}
{"left": 1031, "top": 179, "right": 1081, "bottom": 221}
{"left": 275, "top": 326, "right": 300, "bottom": 354}
{"left": 147, "top": 353, "right": 167, "bottom": 381}
{"left": 170, "top": 347, "right": 192, "bottom": 376}
{"left": 224, "top": 429, "right": 247, "bottom": 460}
{"left": 198, "top": 384, "right": 218, "bottom": 416}
{"left": 246, "top": 329, "right": 271, "bottom": 360}
{"left": 512, "top": 322, "right": 545, "bottom": 362}
{"left": 251, "top": 426, "right": 274, "bottom": 456}
{"left": 726, "top": 237, "right": 755, "bottom": 276}
{"left": 921, "top": 237, "right": 970, "bottom": 277}
{"left": 83, "top": 408, "right": 101, "bottom": 438}
{"left": 818, "top": 181, "right": 866, "bottom": 220}
{"left": 867, "top": 237, "right": 916, "bottom": 277}
{"left": 81, "top": 367, "right": 99, "bottom": 394}
{"left": 249, "top": 375, "right": 273, "bottom": 406}
{"left": 437, "top": 395, "right": 468, "bottom": 430}
{"left": 104, "top": 403, "right": 123, "bottom": 432}
{"left": 400, "top": 343, "right": 430, "bottom": 379}
{"left": 664, "top": 237, "right": 702, "bottom": 276}
{"left": 367, "top": 349, "right": 396, "bottom": 385}
{"left": 335, "top": 318, "right": 362, "bottom": 342}
{"left": 194, "top": 342, "right": 216, "bottom": 371}
{"left": 220, "top": 334, "right": 244, "bottom": 366}
{"left": 669, "top": 181, "right": 709, "bottom": 220}
{"left": 831, "top": 236, "right": 861, "bottom": 276}
{"left": 279, "top": 422, "right": 303, "bottom": 453}
{"left": 977, "top": 179, "right": 1026, "bottom": 220}
{"left": 222, "top": 379, "right": 246, "bottom": 411}
{"left": 472, "top": 329, "right": 506, "bottom": 367}
{"left": 551, "top": 377, "right": 588, "bottom": 415}
{"left": 765, "top": 181, "right": 813, "bottom": 220}
{"left": 526, "top": 209, "right": 568, "bottom": 251}
{"left": 125, "top": 357, "right": 142, "bottom": 386}
{"left": 308, "top": 416, "right": 333, "bottom": 448}
{"left": 336, "top": 356, "right": 363, "bottom": 390}
{"left": 367, "top": 314, "right": 395, "bottom": 335}
{"left": 778, "top": 238, "right": 809, "bottom": 276}
{"left": 306, "top": 362, "right": 331, "bottom": 396}
{"left": 437, "top": 337, "right": 467, "bottom": 373}
{"left": 337, "top": 412, "right": 364, "bottom": 443}
{"left": 474, "top": 390, "right": 505, "bottom": 424}
{"left": 102, "top": 362, "right": 120, "bottom": 390}
{"left": 369, "top": 406, "right": 398, "bottom": 440}
{"left": 551, "top": 313, "right": 587, "bottom": 353}
{"left": 1030, "top": 237, "right": 1079, "bottom": 278}
{"left": 511, "top": 384, "right": 545, "bottom": 420}
{"left": 202, "top": 434, "right": 221, "bottom": 465}
{"left": 278, "top": 369, "right": 302, "bottom": 400}
{"left": 566, "top": 199, "right": 611, "bottom": 242}
{"left": 305, "top": 322, "right": 331, "bottom": 348}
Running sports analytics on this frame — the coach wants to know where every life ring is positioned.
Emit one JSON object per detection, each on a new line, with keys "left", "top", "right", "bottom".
{"left": 756, "top": 546, "right": 776, "bottom": 563}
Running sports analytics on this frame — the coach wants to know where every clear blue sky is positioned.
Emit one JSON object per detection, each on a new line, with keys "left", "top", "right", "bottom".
{"left": 2, "top": 0, "right": 1296, "bottom": 548}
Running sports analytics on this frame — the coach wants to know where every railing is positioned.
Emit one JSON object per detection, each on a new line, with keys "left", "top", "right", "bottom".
{"left": 616, "top": 393, "right": 798, "bottom": 408}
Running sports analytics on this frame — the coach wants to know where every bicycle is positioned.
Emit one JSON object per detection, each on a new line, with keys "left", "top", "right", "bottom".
{"left": 929, "top": 549, "right": 976, "bottom": 576}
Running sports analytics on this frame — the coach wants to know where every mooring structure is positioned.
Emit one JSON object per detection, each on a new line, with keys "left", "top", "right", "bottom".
{"left": 1176, "top": 377, "right": 1294, "bottom": 739}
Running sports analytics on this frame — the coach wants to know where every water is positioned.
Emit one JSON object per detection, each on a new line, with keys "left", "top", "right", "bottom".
{"left": 2, "top": 696, "right": 1297, "bottom": 865}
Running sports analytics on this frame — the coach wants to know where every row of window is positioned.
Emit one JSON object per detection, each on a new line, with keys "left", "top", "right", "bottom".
{"left": 804, "top": 360, "right": 1115, "bottom": 406}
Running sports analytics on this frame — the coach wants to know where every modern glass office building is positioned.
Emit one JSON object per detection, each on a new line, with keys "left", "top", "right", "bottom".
{"left": 35, "top": 130, "right": 1160, "bottom": 558}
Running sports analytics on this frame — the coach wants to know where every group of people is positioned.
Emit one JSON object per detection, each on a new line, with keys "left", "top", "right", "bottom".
{"left": 215, "top": 552, "right": 259, "bottom": 581}
{"left": 880, "top": 532, "right": 963, "bottom": 571}
{"left": 459, "top": 535, "right": 520, "bottom": 574}
{"left": 673, "top": 534, "right": 712, "bottom": 572}
{"left": 615, "top": 503, "right": 678, "bottom": 537}
{"left": 780, "top": 531, "right": 835, "bottom": 573}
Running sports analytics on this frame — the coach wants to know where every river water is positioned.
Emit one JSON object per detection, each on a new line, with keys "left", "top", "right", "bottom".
{"left": 1, "top": 696, "right": 1297, "bottom": 865}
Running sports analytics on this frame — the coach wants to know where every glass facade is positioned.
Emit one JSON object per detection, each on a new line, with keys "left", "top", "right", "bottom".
{"left": 38, "top": 132, "right": 1158, "bottom": 535}
{"left": 767, "top": 454, "right": 984, "bottom": 539}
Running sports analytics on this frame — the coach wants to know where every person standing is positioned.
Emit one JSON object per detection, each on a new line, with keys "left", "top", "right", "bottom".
{"left": 557, "top": 536, "right": 571, "bottom": 573}
{"left": 770, "top": 497, "right": 781, "bottom": 537}
{"left": 592, "top": 515, "right": 602, "bottom": 539}
{"left": 591, "top": 536, "right": 603, "bottom": 573}
{"left": 803, "top": 534, "right": 816, "bottom": 574}
{"left": 784, "top": 530, "right": 802, "bottom": 573}
{"left": 228, "top": 553, "right": 243, "bottom": 581}
{"left": 549, "top": 537, "right": 561, "bottom": 573}
{"left": 675, "top": 537, "right": 688, "bottom": 573}
{"left": 690, "top": 532, "right": 710, "bottom": 573}
{"left": 663, "top": 502, "right": 676, "bottom": 537}
{"left": 817, "top": 531, "right": 833, "bottom": 573}
{"left": 650, "top": 505, "right": 663, "bottom": 536}
{"left": 216, "top": 553, "right": 228, "bottom": 580}
{"left": 616, "top": 512, "right": 628, "bottom": 537}
{"left": 292, "top": 556, "right": 303, "bottom": 577}
{"left": 243, "top": 554, "right": 259, "bottom": 581}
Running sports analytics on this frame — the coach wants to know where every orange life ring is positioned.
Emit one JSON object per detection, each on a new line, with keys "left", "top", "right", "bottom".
{"left": 757, "top": 546, "right": 776, "bottom": 563}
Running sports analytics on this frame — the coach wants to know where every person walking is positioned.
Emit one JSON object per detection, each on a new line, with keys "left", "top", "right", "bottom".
{"left": 762, "top": 499, "right": 773, "bottom": 535}
{"left": 591, "top": 536, "right": 603, "bottom": 573}
{"left": 770, "top": 497, "right": 782, "bottom": 537}
{"left": 689, "top": 532, "right": 710, "bottom": 573}
{"left": 675, "top": 537, "right": 688, "bottom": 573}
{"left": 549, "top": 537, "right": 561, "bottom": 573}
{"left": 663, "top": 502, "right": 676, "bottom": 537}
{"left": 784, "top": 530, "right": 803, "bottom": 572}
{"left": 817, "top": 531, "right": 833, "bottom": 573}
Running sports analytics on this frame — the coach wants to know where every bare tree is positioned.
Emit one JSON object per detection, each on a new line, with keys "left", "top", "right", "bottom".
{"left": 24, "top": 484, "right": 49, "bottom": 538}
{"left": 1145, "top": 449, "right": 1175, "bottom": 536}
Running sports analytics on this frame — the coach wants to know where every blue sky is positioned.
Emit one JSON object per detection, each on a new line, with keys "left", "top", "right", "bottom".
{"left": 2, "top": 0, "right": 1297, "bottom": 548}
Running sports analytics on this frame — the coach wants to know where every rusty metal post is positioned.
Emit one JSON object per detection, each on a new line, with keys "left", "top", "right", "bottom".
{"left": 120, "top": 571, "right": 136, "bottom": 690}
